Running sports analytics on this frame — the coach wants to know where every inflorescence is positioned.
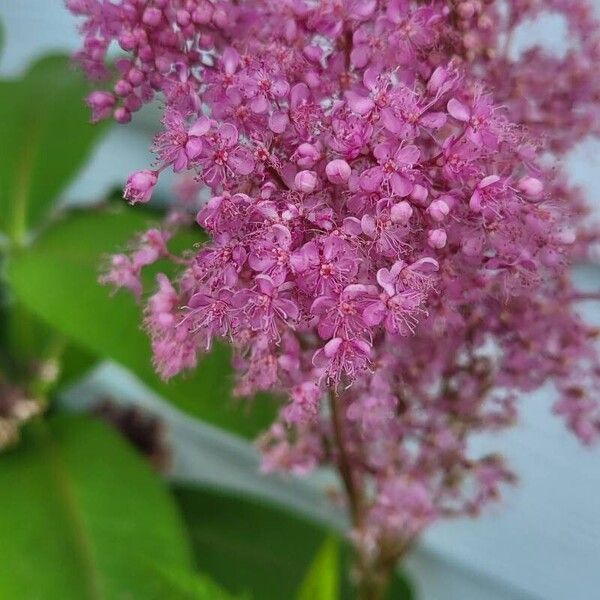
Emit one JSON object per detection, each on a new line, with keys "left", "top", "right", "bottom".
{"left": 69, "top": 0, "right": 600, "bottom": 566}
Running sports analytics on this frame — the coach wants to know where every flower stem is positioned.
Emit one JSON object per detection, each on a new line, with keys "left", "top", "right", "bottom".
{"left": 328, "top": 387, "right": 364, "bottom": 525}
{"left": 328, "top": 387, "right": 397, "bottom": 600}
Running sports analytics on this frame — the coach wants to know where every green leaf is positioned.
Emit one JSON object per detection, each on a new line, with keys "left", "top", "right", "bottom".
{"left": 174, "top": 485, "right": 414, "bottom": 600}
{"left": 0, "top": 415, "right": 193, "bottom": 599}
{"left": 54, "top": 342, "right": 99, "bottom": 392}
{"left": 174, "top": 485, "right": 327, "bottom": 599}
{"left": 297, "top": 537, "right": 340, "bottom": 600}
{"left": 149, "top": 565, "right": 245, "bottom": 600}
{"left": 0, "top": 55, "right": 108, "bottom": 243}
{"left": 388, "top": 571, "right": 415, "bottom": 600}
{"left": 6, "top": 207, "right": 276, "bottom": 437}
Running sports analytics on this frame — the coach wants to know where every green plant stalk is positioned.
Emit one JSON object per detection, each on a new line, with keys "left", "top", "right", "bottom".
{"left": 8, "top": 119, "right": 37, "bottom": 248}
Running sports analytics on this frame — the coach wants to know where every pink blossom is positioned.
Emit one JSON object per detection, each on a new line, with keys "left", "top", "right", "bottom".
{"left": 311, "top": 284, "right": 378, "bottom": 340}
{"left": 469, "top": 175, "right": 503, "bottom": 213}
{"left": 290, "top": 236, "right": 359, "bottom": 295}
{"left": 312, "top": 337, "right": 372, "bottom": 385}
{"left": 248, "top": 224, "right": 293, "bottom": 280}
{"left": 447, "top": 94, "right": 499, "bottom": 148}
{"left": 233, "top": 274, "right": 299, "bottom": 338}
{"left": 198, "top": 123, "right": 255, "bottom": 186}
{"left": 363, "top": 259, "right": 438, "bottom": 335}
{"left": 360, "top": 143, "right": 420, "bottom": 197}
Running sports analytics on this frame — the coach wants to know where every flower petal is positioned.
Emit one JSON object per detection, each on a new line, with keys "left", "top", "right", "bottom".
{"left": 229, "top": 147, "right": 255, "bottom": 175}
{"left": 359, "top": 166, "right": 384, "bottom": 192}
{"left": 447, "top": 98, "right": 470, "bottom": 122}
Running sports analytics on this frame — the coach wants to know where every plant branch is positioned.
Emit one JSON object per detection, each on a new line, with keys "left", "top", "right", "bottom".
{"left": 328, "top": 386, "right": 364, "bottom": 527}
{"left": 329, "top": 386, "right": 406, "bottom": 600}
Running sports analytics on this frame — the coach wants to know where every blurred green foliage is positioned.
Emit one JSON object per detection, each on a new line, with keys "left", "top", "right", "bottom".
{"left": 297, "top": 537, "right": 340, "bottom": 600}
{"left": 0, "top": 416, "right": 197, "bottom": 598}
{"left": 0, "top": 55, "right": 108, "bottom": 245}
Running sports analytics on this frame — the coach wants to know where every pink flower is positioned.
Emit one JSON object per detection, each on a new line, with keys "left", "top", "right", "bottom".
{"left": 196, "top": 192, "right": 250, "bottom": 235}
{"left": 186, "top": 288, "right": 235, "bottom": 351}
{"left": 328, "top": 110, "right": 374, "bottom": 159}
{"left": 363, "top": 259, "right": 438, "bottom": 335}
{"left": 99, "top": 254, "right": 142, "bottom": 298}
{"left": 469, "top": 175, "right": 503, "bottom": 213}
{"left": 312, "top": 337, "right": 372, "bottom": 385}
{"left": 381, "top": 87, "right": 447, "bottom": 139}
{"left": 447, "top": 95, "right": 498, "bottom": 148}
{"left": 290, "top": 236, "right": 359, "bottom": 295}
{"left": 153, "top": 110, "right": 210, "bottom": 173}
{"left": 361, "top": 198, "right": 412, "bottom": 258}
{"left": 248, "top": 224, "right": 293, "bottom": 280}
{"left": 360, "top": 143, "right": 420, "bottom": 196}
{"left": 198, "top": 123, "right": 255, "bottom": 186}
{"left": 311, "top": 284, "right": 378, "bottom": 340}
{"left": 233, "top": 274, "right": 299, "bottom": 338}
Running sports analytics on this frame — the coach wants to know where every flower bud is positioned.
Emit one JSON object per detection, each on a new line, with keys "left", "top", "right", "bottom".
{"left": 294, "top": 143, "right": 320, "bottom": 168}
{"left": 303, "top": 45, "right": 322, "bottom": 62}
{"left": 142, "top": 7, "right": 163, "bottom": 27}
{"left": 555, "top": 230, "right": 576, "bottom": 245}
{"left": 118, "top": 32, "right": 137, "bottom": 51}
{"left": 192, "top": 1, "right": 214, "bottom": 25}
{"left": 86, "top": 91, "right": 115, "bottom": 122}
{"left": 114, "top": 79, "right": 132, "bottom": 97}
{"left": 517, "top": 176, "right": 544, "bottom": 199}
{"left": 390, "top": 201, "right": 413, "bottom": 225}
{"left": 176, "top": 9, "right": 191, "bottom": 27}
{"left": 127, "top": 68, "right": 145, "bottom": 86}
{"left": 294, "top": 170, "right": 318, "bottom": 193}
{"left": 427, "top": 199, "right": 450, "bottom": 222}
{"left": 458, "top": 1, "right": 476, "bottom": 19}
{"left": 325, "top": 159, "right": 352, "bottom": 184}
{"left": 124, "top": 94, "right": 142, "bottom": 112}
{"left": 114, "top": 106, "right": 131, "bottom": 124}
{"left": 410, "top": 184, "right": 429, "bottom": 206}
{"left": 428, "top": 228, "right": 447, "bottom": 249}
{"left": 213, "top": 7, "right": 228, "bottom": 28}
{"left": 124, "top": 170, "right": 158, "bottom": 204}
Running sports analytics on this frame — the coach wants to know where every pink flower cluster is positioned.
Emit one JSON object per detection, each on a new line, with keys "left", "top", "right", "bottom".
{"left": 70, "top": 0, "right": 600, "bottom": 557}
